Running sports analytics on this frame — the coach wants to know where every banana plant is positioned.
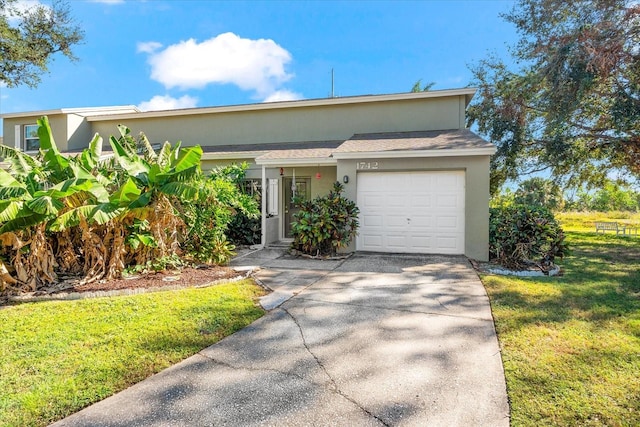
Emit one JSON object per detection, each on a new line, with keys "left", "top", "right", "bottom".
{"left": 108, "top": 125, "right": 203, "bottom": 205}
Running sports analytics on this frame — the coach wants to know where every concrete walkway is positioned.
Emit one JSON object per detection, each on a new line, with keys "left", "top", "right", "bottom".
{"left": 52, "top": 251, "right": 509, "bottom": 427}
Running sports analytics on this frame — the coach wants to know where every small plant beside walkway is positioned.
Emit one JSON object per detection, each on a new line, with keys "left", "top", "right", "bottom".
{"left": 482, "top": 213, "right": 639, "bottom": 426}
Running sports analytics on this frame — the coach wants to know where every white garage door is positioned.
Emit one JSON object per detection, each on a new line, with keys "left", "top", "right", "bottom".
{"left": 357, "top": 171, "right": 465, "bottom": 254}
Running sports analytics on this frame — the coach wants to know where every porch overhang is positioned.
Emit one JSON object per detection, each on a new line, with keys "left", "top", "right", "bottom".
{"left": 255, "top": 157, "right": 337, "bottom": 166}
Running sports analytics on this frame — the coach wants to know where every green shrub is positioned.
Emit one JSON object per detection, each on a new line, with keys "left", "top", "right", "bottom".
{"left": 180, "top": 164, "right": 259, "bottom": 264}
{"left": 227, "top": 212, "right": 261, "bottom": 246}
{"left": 290, "top": 182, "right": 359, "bottom": 257}
{"left": 489, "top": 204, "right": 568, "bottom": 270}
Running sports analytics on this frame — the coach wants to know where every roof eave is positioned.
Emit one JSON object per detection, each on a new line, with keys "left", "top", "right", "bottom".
{"left": 1, "top": 105, "right": 139, "bottom": 119}
{"left": 86, "top": 88, "right": 478, "bottom": 121}
{"left": 201, "top": 152, "right": 264, "bottom": 160}
{"left": 332, "top": 147, "right": 496, "bottom": 159}
{"left": 256, "top": 158, "right": 337, "bottom": 166}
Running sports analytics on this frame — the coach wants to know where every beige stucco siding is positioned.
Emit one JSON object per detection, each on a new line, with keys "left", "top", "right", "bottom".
{"left": 2, "top": 115, "right": 69, "bottom": 151}
{"left": 88, "top": 96, "right": 465, "bottom": 149}
{"left": 66, "top": 114, "right": 95, "bottom": 151}
{"left": 337, "top": 155, "right": 491, "bottom": 261}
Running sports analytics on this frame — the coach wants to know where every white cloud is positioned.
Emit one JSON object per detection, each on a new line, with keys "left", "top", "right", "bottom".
{"left": 142, "top": 32, "right": 294, "bottom": 99}
{"left": 263, "top": 90, "right": 303, "bottom": 103}
{"left": 137, "top": 41, "right": 163, "bottom": 54}
{"left": 137, "top": 94, "right": 198, "bottom": 112}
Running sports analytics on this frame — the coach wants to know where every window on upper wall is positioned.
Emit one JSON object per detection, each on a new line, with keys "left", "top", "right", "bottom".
{"left": 23, "top": 125, "right": 40, "bottom": 151}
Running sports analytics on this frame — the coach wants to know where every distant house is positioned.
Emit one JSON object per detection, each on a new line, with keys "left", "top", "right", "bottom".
{"left": 1, "top": 89, "right": 495, "bottom": 260}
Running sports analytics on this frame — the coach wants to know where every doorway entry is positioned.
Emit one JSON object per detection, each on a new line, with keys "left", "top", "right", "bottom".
{"left": 283, "top": 177, "right": 311, "bottom": 238}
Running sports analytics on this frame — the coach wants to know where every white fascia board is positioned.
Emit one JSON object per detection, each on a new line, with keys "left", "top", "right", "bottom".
{"left": 201, "top": 152, "right": 263, "bottom": 160}
{"left": 332, "top": 147, "right": 497, "bottom": 159}
{"left": 86, "top": 88, "right": 478, "bottom": 121}
{"left": 256, "top": 158, "right": 337, "bottom": 166}
{"left": 0, "top": 106, "right": 138, "bottom": 119}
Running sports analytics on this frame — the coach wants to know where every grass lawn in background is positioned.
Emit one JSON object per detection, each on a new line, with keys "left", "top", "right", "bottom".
{"left": 482, "top": 212, "right": 640, "bottom": 426}
{"left": 0, "top": 280, "right": 266, "bottom": 427}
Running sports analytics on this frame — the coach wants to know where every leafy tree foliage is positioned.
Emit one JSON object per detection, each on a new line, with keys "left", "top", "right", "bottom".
{"left": 411, "top": 79, "right": 435, "bottom": 92}
{"left": 468, "top": 0, "right": 640, "bottom": 193}
{"left": 513, "top": 177, "right": 564, "bottom": 210}
{"left": 0, "top": 0, "right": 84, "bottom": 88}
{"left": 565, "top": 182, "right": 639, "bottom": 211}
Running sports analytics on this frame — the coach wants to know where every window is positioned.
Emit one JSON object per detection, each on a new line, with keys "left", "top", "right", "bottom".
{"left": 240, "top": 179, "right": 262, "bottom": 199}
{"left": 24, "top": 125, "right": 40, "bottom": 151}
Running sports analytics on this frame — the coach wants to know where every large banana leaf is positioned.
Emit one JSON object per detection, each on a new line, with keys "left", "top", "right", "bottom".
{"left": 160, "top": 181, "right": 200, "bottom": 200}
{"left": 109, "top": 135, "right": 150, "bottom": 183}
{"left": 157, "top": 141, "right": 173, "bottom": 168}
{"left": 0, "top": 169, "right": 30, "bottom": 200}
{"left": 172, "top": 145, "right": 202, "bottom": 173}
{"left": 79, "top": 133, "right": 104, "bottom": 170}
{"left": 0, "top": 144, "right": 40, "bottom": 177}
{"left": 127, "top": 191, "right": 153, "bottom": 209}
{"left": 0, "top": 201, "right": 25, "bottom": 223}
{"left": 139, "top": 132, "right": 158, "bottom": 161}
{"left": 68, "top": 161, "right": 113, "bottom": 190}
{"left": 32, "top": 178, "right": 108, "bottom": 203}
{"left": 153, "top": 145, "right": 202, "bottom": 185}
{"left": 26, "top": 196, "right": 64, "bottom": 215}
{"left": 37, "top": 116, "right": 70, "bottom": 175}
{"left": 0, "top": 213, "right": 49, "bottom": 234}
{"left": 110, "top": 178, "right": 141, "bottom": 204}
{"left": 49, "top": 203, "right": 124, "bottom": 231}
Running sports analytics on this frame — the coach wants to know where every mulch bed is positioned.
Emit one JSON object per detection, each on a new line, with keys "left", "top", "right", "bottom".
{"left": 1, "top": 265, "right": 244, "bottom": 305}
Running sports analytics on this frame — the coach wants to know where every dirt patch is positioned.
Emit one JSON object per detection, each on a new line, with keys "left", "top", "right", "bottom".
{"left": 1, "top": 265, "right": 245, "bottom": 305}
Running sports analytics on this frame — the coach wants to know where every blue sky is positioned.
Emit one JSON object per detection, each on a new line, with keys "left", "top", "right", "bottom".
{"left": 0, "top": 0, "right": 518, "bottom": 134}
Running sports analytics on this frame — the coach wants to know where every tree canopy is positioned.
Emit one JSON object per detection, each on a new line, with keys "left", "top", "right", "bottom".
{"left": 0, "top": 0, "right": 84, "bottom": 88}
{"left": 468, "top": 0, "right": 640, "bottom": 193}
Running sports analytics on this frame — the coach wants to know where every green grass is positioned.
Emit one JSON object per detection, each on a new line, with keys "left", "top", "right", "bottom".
{"left": 557, "top": 211, "right": 640, "bottom": 232}
{"left": 0, "top": 280, "right": 265, "bottom": 427}
{"left": 482, "top": 214, "right": 640, "bottom": 426}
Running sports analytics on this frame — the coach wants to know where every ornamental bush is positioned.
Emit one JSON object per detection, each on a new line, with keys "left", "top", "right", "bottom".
{"left": 181, "top": 164, "right": 259, "bottom": 264}
{"left": 489, "top": 204, "right": 568, "bottom": 271}
{"left": 290, "top": 182, "right": 359, "bottom": 257}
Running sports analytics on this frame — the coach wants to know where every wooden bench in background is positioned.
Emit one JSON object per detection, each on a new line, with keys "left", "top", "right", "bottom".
{"left": 595, "top": 222, "right": 624, "bottom": 235}
{"left": 595, "top": 221, "right": 638, "bottom": 236}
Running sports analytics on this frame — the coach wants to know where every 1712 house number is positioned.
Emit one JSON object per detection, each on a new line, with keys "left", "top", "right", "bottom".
{"left": 356, "top": 161, "right": 379, "bottom": 170}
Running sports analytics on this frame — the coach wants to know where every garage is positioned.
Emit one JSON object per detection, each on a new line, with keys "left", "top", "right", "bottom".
{"left": 356, "top": 171, "right": 465, "bottom": 254}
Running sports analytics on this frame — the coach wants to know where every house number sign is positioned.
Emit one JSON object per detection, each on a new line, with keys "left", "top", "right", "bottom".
{"left": 356, "top": 161, "right": 379, "bottom": 170}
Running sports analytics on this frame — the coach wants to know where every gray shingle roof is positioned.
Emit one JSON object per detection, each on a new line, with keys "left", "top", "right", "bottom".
{"left": 335, "top": 129, "right": 493, "bottom": 153}
{"left": 58, "top": 130, "right": 492, "bottom": 161}
{"left": 203, "top": 140, "right": 343, "bottom": 160}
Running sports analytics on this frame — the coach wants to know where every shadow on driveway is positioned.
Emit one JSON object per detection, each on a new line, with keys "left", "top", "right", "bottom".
{"left": 53, "top": 251, "right": 509, "bottom": 427}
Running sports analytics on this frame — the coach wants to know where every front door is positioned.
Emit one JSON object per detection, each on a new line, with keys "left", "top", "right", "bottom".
{"left": 284, "top": 177, "right": 311, "bottom": 238}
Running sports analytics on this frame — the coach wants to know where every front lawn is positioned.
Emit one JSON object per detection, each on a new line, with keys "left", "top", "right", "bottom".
{"left": 482, "top": 215, "right": 640, "bottom": 426}
{"left": 0, "top": 280, "right": 266, "bottom": 427}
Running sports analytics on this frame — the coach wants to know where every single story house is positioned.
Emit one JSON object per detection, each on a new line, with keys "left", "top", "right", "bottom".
{"left": 1, "top": 88, "right": 495, "bottom": 260}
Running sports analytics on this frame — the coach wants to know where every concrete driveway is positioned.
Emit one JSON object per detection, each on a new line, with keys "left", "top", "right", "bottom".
{"left": 52, "top": 251, "right": 509, "bottom": 427}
